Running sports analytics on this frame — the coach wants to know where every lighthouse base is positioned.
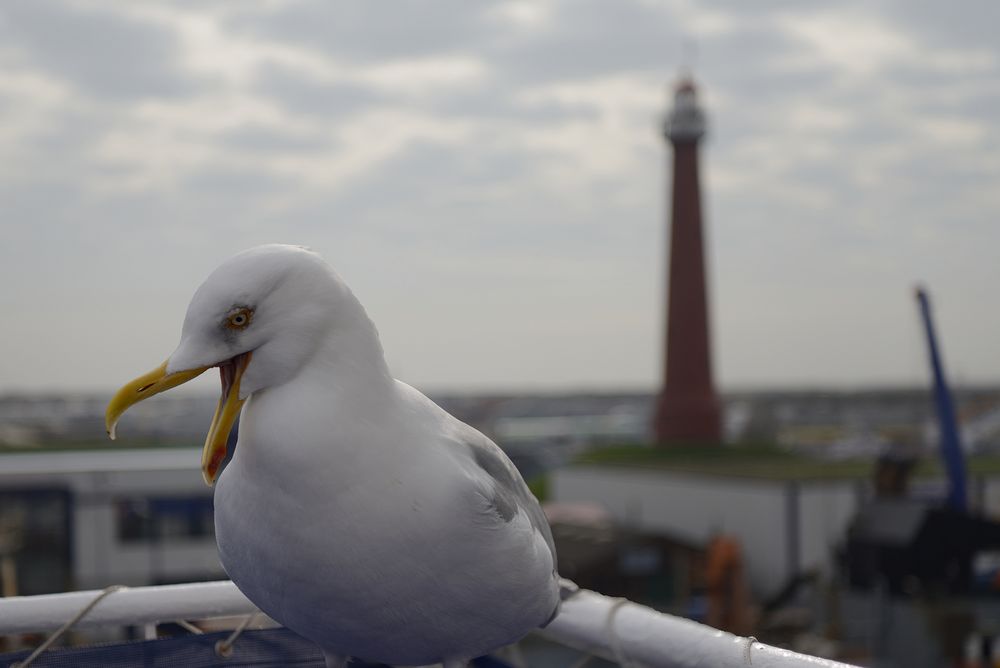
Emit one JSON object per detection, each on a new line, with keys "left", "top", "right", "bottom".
{"left": 653, "top": 393, "right": 721, "bottom": 445}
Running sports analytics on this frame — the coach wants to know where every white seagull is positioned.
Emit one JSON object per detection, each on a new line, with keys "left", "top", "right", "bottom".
{"left": 106, "top": 244, "right": 562, "bottom": 667}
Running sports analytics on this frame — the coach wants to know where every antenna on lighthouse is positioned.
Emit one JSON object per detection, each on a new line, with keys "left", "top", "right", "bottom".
{"left": 679, "top": 39, "right": 698, "bottom": 79}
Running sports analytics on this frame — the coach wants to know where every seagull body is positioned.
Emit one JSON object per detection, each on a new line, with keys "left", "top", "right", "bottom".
{"left": 107, "top": 245, "right": 560, "bottom": 666}
{"left": 219, "top": 382, "right": 557, "bottom": 664}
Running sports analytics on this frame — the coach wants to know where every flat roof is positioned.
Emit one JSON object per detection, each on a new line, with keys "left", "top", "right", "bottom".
{"left": 575, "top": 444, "right": 1000, "bottom": 480}
{"left": 0, "top": 447, "right": 201, "bottom": 476}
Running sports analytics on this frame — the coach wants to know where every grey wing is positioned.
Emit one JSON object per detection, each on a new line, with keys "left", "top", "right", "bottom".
{"left": 457, "top": 424, "right": 558, "bottom": 575}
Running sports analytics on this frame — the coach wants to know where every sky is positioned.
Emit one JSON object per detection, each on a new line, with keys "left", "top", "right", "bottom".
{"left": 1, "top": 0, "right": 998, "bottom": 394}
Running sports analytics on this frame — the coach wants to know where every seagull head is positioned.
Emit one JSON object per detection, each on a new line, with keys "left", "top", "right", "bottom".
{"left": 105, "top": 244, "right": 358, "bottom": 484}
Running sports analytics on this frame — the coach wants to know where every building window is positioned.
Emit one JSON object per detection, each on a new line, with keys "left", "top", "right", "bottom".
{"left": 0, "top": 489, "right": 72, "bottom": 595}
{"left": 116, "top": 496, "right": 215, "bottom": 542}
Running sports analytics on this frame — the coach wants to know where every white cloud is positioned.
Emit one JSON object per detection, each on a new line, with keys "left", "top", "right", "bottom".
{"left": 637, "top": 0, "right": 738, "bottom": 38}
{"left": 55, "top": 3, "right": 489, "bottom": 193}
{"left": 267, "top": 108, "right": 478, "bottom": 190}
{"left": 356, "top": 56, "right": 489, "bottom": 96}
{"left": 909, "top": 116, "right": 988, "bottom": 146}
{"left": 516, "top": 74, "right": 664, "bottom": 116}
{"left": 90, "top": 91, "right": 292, "bottom": 192}
{"left": 778, "top": 12, "right": 911, "bottom": 77}
{"left": 0, "top": 47, "right": 84, "bottom": 182}
{"left": 784, "top": 101, "right": 853, "bottom": 133}
{"left": 778, "top": 9, "right": 998, "bottom": 82}
{"left": 91, "top": 94, "right": 479, "bottom": 195}
{"left": 502, "top": 75, "right": 668, "bottom": 203}
{"left": 486, "top": 1, "right": 553, "bottom": 30}
{"left": 0, "top": 62, "right": 71, "bottom": 152}
{"left": 81, "top": 2, "right": 326, "bottom": 88}
{"left": 102, "top": 2, "right": 489, "bottom": 96}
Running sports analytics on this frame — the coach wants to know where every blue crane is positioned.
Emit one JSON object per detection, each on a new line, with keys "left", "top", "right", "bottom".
{"left": 915, "top": 287, "right": 967, "bottom": 511}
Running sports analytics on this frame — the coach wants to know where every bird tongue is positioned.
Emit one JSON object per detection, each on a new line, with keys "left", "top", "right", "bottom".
{"left": 219, "top": 356, "right": 240, "bottom": 402}
{"left": 202, "top": 352, "right": 252, "bottom": 485}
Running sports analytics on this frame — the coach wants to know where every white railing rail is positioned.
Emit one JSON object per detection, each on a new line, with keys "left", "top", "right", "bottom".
{"left": 0, "top": 581, "right": 252, "bottom": 635}
{"left": 0, "top": 581, "right": 859, "bottom": 668}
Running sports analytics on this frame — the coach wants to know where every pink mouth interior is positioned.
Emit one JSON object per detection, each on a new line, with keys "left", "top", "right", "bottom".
{"left": 217, "top": 352, "right": 251, "bottom": 400}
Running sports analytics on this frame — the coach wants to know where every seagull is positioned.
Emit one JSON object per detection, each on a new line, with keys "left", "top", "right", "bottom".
{"left": 106, "top": 244, "right": 562, "bottom": 667}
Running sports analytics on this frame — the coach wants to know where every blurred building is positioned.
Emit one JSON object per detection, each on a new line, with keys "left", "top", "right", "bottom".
{"left": 551, "top": 461, "right": 1000, "bottom": 598}
{"left": 544, "top": 502, "right": 707, "bottom": 611}
{"left": 0, "top": 449, "right": 221, "bottom": 595}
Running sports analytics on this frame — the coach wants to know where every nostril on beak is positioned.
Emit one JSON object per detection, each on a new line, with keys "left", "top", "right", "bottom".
{"left": 137, "top": 383, "right": 155, "bottom": 393}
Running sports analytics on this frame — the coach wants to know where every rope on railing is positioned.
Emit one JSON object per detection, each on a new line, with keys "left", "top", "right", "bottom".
{"left": 604, "top": 597, "right": 634, "bottom": 667}
{"left": 745, "top": 635, "right": 757, "bottom": 664}
{"left": 174, "top": 619, "right": 204, "bottom": 635}
{"left": 0, "top": 581, "right": 256, "bottom": 635}
{"left": 214, "top": 612, "right": 259, "bottom": 657}
{"left": 9, "top": 585, "right": 126, "bottom": 668}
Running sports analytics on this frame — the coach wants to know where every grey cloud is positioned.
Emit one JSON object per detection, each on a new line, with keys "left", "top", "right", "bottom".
{"left": 180, "top": 167, "right": 297, "bottom": 198}
{"left": 29, "top": 111, "right": 107, "bottom": 156}
{"left": 254, "top": 64, "right": 385, "bottom": 118}
{"left": 231, "top": 0, "right": 679, "bottom": 88}
{"left": 889, "top": 0, "right": 1000, "bottom": 49}
{"left": 282, "top": 139, "right": 654, "bottom": 259}
{"left": 0, "top": 181, "right": 86, "bottom": 244}
{"left": 227, "top": 0, "right": 490, "bottom": 62}
{"left": 488, "top": 0, "right": 681, "bottom": 84}
{"left": 0, "top": 1, "right": 193, "bottom": 99}
{"left": 424, "top": 84, "right": 599, "bottom": 123}
{"left": 220, "top": 125, "right": 327, "bottom": 153}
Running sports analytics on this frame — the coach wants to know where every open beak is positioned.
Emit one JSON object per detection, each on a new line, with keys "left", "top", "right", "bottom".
{"left": 105, "top": 352, "right": 253, "bottom": 486}
{"left": 201, "top": 353, "right": 252, "bottom": 485}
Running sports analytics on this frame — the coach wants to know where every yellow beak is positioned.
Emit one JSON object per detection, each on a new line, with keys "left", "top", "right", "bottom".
{"left": 106, "top": 355, "right": 251, "bottom": 486}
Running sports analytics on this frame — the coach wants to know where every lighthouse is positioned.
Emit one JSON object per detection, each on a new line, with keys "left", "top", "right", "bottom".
{"left": 653, "top": 77, "right": 722, "bottom": 445}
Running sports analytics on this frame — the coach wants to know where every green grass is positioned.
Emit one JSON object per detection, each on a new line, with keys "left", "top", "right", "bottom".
{"left": 527, "top": 475, "right": 549, "bottom": 502}
{"left": 575, "top": 442, "right": 1000, "bottom": 480}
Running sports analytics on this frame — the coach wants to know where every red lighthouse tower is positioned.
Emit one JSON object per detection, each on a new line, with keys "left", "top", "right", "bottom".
{"left": 653, "top": 77, "right": 722, "bottom": 445}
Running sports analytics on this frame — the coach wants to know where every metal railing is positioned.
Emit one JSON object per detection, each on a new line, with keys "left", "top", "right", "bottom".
{"left": 0, "top": 581, "right": 859, "bottom": 668}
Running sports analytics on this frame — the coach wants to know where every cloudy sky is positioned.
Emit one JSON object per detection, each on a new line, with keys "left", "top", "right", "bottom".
{"left": 1, "top": 0, "right": 998, "bottom": 394}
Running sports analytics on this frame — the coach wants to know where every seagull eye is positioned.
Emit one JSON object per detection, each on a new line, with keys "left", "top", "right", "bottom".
{"left": 225, "top": 308, "right": 253, "bottom": 330}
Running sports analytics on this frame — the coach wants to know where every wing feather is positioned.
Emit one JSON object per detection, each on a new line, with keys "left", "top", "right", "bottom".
{"left": 453, "top": 423, "right": 557, "bottom": 573}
